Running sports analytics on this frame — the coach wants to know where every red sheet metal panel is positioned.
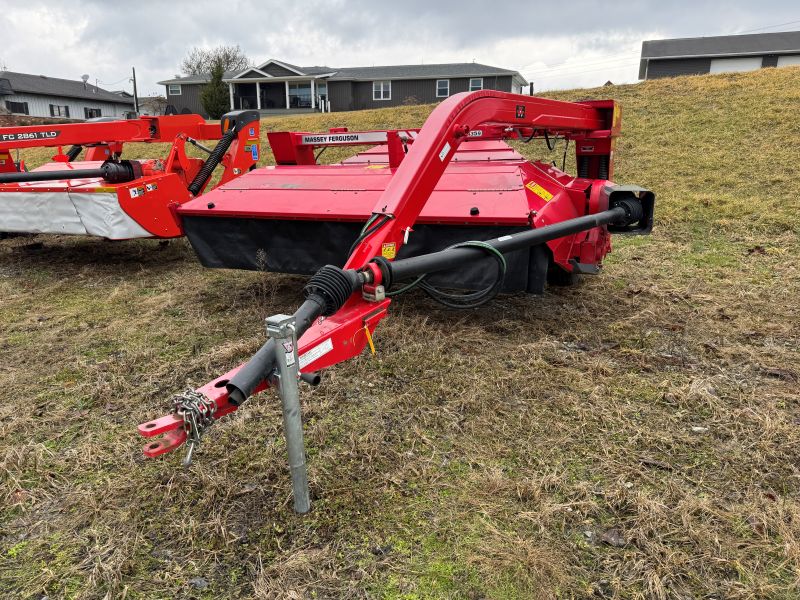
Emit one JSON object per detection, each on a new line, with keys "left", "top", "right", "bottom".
{"left": 178, "top": 140, "right": 543, "bottom": 225}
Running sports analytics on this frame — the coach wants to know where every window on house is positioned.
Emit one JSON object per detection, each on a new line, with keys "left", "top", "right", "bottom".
{"left": 84, "top": 107, "right": 102, "bottom": 119}
{"left": 49, "top": 104, "right": 70, "bottom": 117}
{"left": 372, "top": 80, "right": 391, "bottom": 101}
{"left": 436, "top": 79, "right": 449, "bottom": 98}
{"left": 5, "top": 100, "right": 29, "bottom": 115}
{"left": 469, "top": 78, "right": 483, "bottom": 91}
{"left": 288, "top": 82, "right": 312, "bottom": 108}
{"left": 168, "top": 84, "right": 182, "bottom": 95}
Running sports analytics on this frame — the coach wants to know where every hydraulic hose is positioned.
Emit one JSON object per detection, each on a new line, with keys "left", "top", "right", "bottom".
{"left": 66, "top": 145, "right": 83, "bottom": 162}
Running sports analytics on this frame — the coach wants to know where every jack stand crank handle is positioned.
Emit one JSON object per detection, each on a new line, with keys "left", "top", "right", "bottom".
{"left": 266, "top": 314, "right": 311, "bottom": 514}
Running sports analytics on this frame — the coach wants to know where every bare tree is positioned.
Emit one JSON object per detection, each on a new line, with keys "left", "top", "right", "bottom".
{"left": 139, "top": 95, "right": 168, "bottom": 116}
{"left": 180, "top": 45, "right": 252, "bottom": 76}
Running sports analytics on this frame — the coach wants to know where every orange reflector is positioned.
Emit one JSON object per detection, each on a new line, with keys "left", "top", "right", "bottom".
{"left": 364, "top": 326, "right": 376, "bottom": 355}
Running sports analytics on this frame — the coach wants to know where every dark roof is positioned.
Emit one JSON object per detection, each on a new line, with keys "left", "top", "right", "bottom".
{"left": 164, "top": 60, "right": 527, "bottom": 85}
{"left": 641, "top": 30, "right": 800, "bottom": 60}
{"left": 302, "top": 66, "right": 338, "bottom": 76}
{"left": 0, "top": 71, "right": 135, "bottom": 104}
{"left": 326, "top": 62, "right": 524, "bottom": 82}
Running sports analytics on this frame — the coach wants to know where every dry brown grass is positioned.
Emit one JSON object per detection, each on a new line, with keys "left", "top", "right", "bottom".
{"left": 1, "top": 67, "right": 799, "bottom": 599}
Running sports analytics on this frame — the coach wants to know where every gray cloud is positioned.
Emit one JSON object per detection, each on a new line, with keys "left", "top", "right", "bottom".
{"left": 1, "top": 1, "right": 797, "bottom": 95}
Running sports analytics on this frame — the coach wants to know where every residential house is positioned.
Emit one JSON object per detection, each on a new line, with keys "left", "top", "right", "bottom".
{"left": 640, "top": 30, "right": 800, "bottom": 79}
{"left": 0, "top": 71, "right": 135, "bottom": 119}
{"left": 159, "top": 59, "right": 528, "bottom": 116}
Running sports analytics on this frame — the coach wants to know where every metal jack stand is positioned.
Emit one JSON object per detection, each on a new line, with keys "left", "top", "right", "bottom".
{"left": 266, "top": 314, "right": 311, "bottom": 514}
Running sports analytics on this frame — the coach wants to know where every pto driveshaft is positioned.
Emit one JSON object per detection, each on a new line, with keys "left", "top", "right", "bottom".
{"left": 225, "top": 197, "right": 645, "bottom": 406}
{"left": 0, "top": 160, "right": 142, "bottom": 184}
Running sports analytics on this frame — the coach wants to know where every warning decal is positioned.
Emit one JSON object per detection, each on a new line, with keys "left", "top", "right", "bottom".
{"left": 438, "top": 142, "right": 451, "bottom": 162}
{"left": 381, "top": 242, "right": 397, "bottom": 259}
{"left": 299, "top": 338, "right": 334, "bottom": 369}
{"left": 525, "top": 181, "right": 554, "bottom": 202}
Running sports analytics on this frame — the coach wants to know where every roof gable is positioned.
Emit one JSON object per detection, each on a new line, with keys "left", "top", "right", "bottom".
{"left": 251, "top": 59, "right": 306, "bottom": 76}
{"left": 234, "top": 68, "right": 270, "bottom": 79}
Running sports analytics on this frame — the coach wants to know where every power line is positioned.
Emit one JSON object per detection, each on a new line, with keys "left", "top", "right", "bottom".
{"left": 97, "top": 75, "right": 131, "bottom": 87}
{"left": 522, "top": 52, "right": 640, "bottom": 77}
{"left": 534, "top": 60, "right": 640, "bottom": 81}
{"left": 518, "top": 17, "right": 800, "bottom": 78}
{"left": 736, "top": 18, "right": 800, "bottom": 34}
{"left": 517, "top": 16, "right": 800, "bottom": 87}
{"left": 516, "top": 49, "right": 639, "bottom": 74}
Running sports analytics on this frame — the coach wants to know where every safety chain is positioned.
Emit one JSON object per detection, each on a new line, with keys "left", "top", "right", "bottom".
{"left": 172, "top": 389, "right": 218, "bottom": 467}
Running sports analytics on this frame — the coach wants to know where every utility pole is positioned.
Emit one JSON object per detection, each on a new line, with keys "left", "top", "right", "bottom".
{"left": 132, "top": 67, "right": 140, "bottom": 115}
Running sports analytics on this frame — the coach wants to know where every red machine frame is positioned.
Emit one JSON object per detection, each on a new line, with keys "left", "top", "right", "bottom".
{"left": 138, "top": 91, "right": 646, "bottom": 459}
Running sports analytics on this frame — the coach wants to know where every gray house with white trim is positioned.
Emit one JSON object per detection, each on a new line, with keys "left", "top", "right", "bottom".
{"left": 159, "top": 59, "right": 527, "bottom": 117}
{"left": 640, "top": 31, "right": 800, "bottom": 79}
{"left": 0, "top": 71, "right": 135, "bottom": 120}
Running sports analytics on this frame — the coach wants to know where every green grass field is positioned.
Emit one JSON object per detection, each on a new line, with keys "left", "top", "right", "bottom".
{"left": 1, "top": 66, "right": 799, "bottom": 599}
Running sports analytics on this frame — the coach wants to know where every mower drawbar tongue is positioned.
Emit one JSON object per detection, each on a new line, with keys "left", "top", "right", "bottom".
{"left": 0, "top": 159, "right": 143, "bottom": 185}
{"left": 225, "top": 197, "right": 645, "bottom": 408}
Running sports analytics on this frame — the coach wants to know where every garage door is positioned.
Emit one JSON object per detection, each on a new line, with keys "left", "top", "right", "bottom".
{"left": 709, "top": 57, "right": 763, "bottom": 74}
{"left": 777, "top": 55, "right": 800, "bottom": 67}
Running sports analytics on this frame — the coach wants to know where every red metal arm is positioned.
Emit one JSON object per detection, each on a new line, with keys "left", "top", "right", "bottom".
{"left": 344, "top": 90, "right": 617, "bottom": 270}
{"left": 0, "top": 114, "right": 223, "bottom": 151}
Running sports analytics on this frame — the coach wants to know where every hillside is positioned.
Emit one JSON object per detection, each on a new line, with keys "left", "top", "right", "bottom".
{"left": 1, "top": 67, "right": 799, "bottom": 599}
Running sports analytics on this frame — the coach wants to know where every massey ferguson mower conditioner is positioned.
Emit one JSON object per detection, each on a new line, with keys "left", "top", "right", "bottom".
{"left": 133, "top": 90, "right": 654, "bottom": 513}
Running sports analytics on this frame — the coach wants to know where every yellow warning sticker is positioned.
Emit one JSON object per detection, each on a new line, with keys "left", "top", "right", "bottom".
{"left": 526, "top": 181, "right": 554, "bottom": 201}
{"left": 381, "top": 242, "right": 397, "bottom": 259}
{"left": 365, "top": 165, "right": 387, "bottom": 170}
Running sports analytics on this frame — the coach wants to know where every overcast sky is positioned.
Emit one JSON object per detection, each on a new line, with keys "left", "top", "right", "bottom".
{"left": 1, "top": 1, "right": 798, "bottom": 97}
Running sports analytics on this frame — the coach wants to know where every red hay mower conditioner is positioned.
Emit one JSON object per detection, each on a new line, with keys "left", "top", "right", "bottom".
{"left": 0, "top": 110, "right": 260, "bottom": 238}
{"left": 132, "top": 90, "right": 655, "bottom": 513}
